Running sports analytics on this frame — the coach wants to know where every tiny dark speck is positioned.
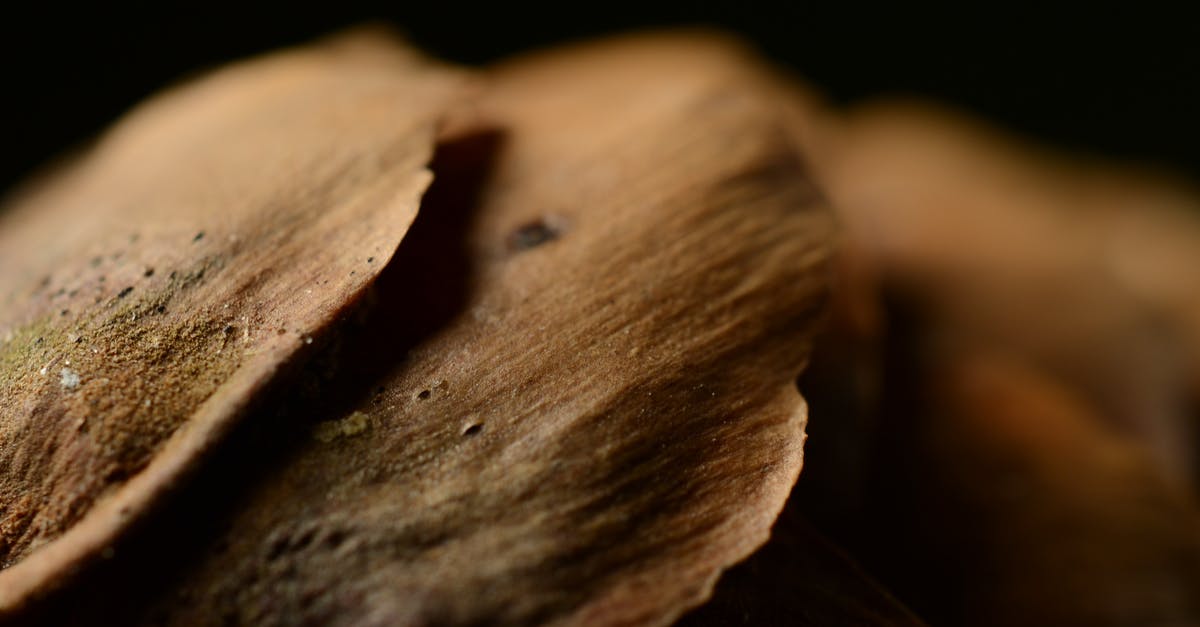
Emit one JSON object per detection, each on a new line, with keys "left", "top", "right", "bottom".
{"left": 417, "top": 389, "right": 431, "bottom": 400}
{"left": 60, "top": 309, "right": 69, "bottom": 316}
{"left": 117, "top": 286, "right": 134, "bottom": 299}
{"left": 224, "top": 325, "right": 235, "bottom": 334}
{"left": 34, "top": 337, "right": 43, "bottom": 345}
{"left": 169, "top": 271, "right": 178, "bottom": 280}
{"left": 462, "top": 423, "right": 483, "bottom": 437}
{"left": 508, "top": 219, "right": 560, "bottom": 251}
{"left": 367, "top": 257, "right": 375, "bottom": 263}
{"left": 193, "top": 231, "right": 205, "bottom": 243}
{"left": 143, "top": 268, "right": 155, "bottom": 278}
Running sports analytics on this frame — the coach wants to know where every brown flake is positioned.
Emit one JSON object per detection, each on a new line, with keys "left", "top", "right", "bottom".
{"left": 123, "top": 32, "right": 833, "bottom": 626}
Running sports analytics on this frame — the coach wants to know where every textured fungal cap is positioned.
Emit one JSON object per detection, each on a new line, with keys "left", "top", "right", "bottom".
{"left": 137, "top": 32, "right": 834, "bottom": 626}
{"left": 0, "top": 30, "right": 466, "bottom": 610}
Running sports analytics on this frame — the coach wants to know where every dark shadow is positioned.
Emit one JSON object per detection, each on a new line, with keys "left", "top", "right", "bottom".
{"left": 678, "top": 306, "right": 928, "bottom": 625}
{"left": 14, "top": 129, "right": 505, "bottom": 626}
{"left": 783, "top": 291, "right": 959, "bottom": 626}
{"left": 676, "top": 500, "right": 925, "bottom": 627}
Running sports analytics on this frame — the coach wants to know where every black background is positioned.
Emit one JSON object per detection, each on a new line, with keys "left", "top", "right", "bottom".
{"left": 2, "top": 3, "right": 1198, "bottom": 195}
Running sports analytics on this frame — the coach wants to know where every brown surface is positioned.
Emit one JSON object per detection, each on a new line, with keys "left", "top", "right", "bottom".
{"left": 0, "top": 29, "right": 465, "bottom": 613}
{"left": 876, "top": 348, "right": 1200, "bottom": 626}
{"left": 813, "top": 103, "right": 1200, "bottom": 484}
{"left": 796, "top": 101, "right": 1200, "bottom": 626}
{"left": 100, "top": 33, "right": 833, "bottom": 626}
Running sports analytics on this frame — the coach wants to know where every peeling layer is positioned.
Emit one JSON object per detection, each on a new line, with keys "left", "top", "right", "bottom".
{"left": 0, "top": 29, "right": 466, "bottom": 612}
{"left": 129, "top": 32, "right": 834, "bottom": 626}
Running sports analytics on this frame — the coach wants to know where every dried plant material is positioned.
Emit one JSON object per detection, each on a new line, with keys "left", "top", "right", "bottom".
{"left": 0, "top": 30, "right": 466, "bottom": 611}
{"left": 788, "top": 100, "right": 1200, "bottom": 625}
{"left": 873, "top": 349, "right": 1200, "bottom": 626}
{"left": 116, "top": 32, "right": 834, "bottom": 626}
{"left": 813, "top": 101, "right": 1199, "bottom": 485}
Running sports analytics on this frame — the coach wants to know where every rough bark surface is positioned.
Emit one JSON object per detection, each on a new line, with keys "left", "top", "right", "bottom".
{"left": 127, "top": 33, "right": 833, "bottom": 627}
{"left": 0, "top": 30, "right": 464, "bottom": 612}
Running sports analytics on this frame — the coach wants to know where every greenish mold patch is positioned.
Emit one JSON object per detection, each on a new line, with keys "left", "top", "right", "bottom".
{"left": 0, "top": 252, "right": 247, "bottom": 566}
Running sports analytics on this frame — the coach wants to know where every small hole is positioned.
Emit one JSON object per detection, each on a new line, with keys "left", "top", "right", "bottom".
{"left": 193, "top": 231, "right": 205, "bottom": 243}
{"left": 508, "top": 218, "right": 561, "bottom": 251}
{"left": 366, "top": 257, "right": 375, "bottom": 263}
{"left": 324, "top": 530, "right": 348, "bottom": 549}
{"left": 117, "top": 286, "right": 134, "bottom": 299}
{"left": 277, "top": 328, "right": 287, "bottom": 336}
{"left": 461, "top": 423, "right": 483, "bottom": 437}
{"left": 266, "top": 537, "right": 288, "bottom": 561}
{"left": 416, "top": 389, "right": 431, "bottom": 400}
{"left": 143, "top": 267, "right": 155, "bottom": 278}
{"left": 293, "top": 528, "right": 315, "bottom": 551}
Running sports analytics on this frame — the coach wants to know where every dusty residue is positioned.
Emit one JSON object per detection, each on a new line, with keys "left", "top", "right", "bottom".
{"left": 0, "top": 251, "right": 247, "bottom": 567}
{"left": 313, "top": 411, "right": 371, "bottom": 443}
{"left": 0, "top": 29, "right": 462, "bottom": 602}
{"left": 58, "top": 368, "right": 80, "bottom": 390}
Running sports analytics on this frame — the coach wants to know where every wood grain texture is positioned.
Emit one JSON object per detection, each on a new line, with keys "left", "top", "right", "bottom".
{"left": 111, "top": 32, "right": 834, "bottom": 626}
{"left": 0, "top": 29, "right": 465, "bottom": 613}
